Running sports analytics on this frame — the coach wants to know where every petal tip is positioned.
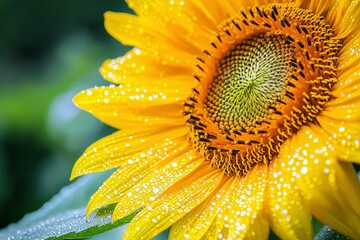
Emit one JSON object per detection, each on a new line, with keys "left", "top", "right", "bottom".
{"left": 69, "top": 169, "right": 79, "bottom": 181}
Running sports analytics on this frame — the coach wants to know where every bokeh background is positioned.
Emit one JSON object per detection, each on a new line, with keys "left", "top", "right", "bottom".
{"left": 0, "top": 0, "right": 130, "bottom": 228}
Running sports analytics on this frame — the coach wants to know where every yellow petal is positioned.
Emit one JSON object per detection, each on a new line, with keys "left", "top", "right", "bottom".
{"left": 104, "top": 11, "right": 201, "bottom": 60}
{"left": 317, "top": 115, "right": 360, "bottom": 163}
{"left": 122, "top": 164, "right": 224, "bottom": 240}
{"left": 299, "top": 0, "right": 333, "bottom": 17}
{"left": 73, "top": 85, "right": 185, "bottom": 129}
{"left": 243, "top": 0, "right": 300, "bottom": 8}
{"left": 323, "top": 100, "right": 360, "bottom": 121}
{"left": 84, "top": 133, "right": 189, "bottom": 215}
{"left": 308, "top": 126, "right": 360, "bottom": 211}
{"left": 329, "top": 45, "right": 360, "bottom": 107}
{"left": 112, "top": 150, "right": 203, "bottom": 220}
{"left": 282, "top": 125, "right": 360, "bottom": 239}
{"left": 71, "top": 125, "right": 187, "bottom": 179}
{"left": 225, "top": 165, "right": 268, "bottom": 240}
{"left": 200, "top": 208, "right": 228, "bottom": 240}
{"left": 338, "top": 31, "right": 360, "bottom": 73}
{"left": 125, "top": 0, "right": 228, "bottom": 48}
{"left": 267, "top": 152, "right": 312, "bottom": 240}
{"left": 192, "top": 165, "right": 268, "bottom": 240}
{"left": 325, "top": 0, "right": 360, "bottom": 39}
{"left": 326, "top": 114, "right": 360, "bottom": 148}
{"left": 169, "top": 177, "right": 234, "bottom": 240}
{"left": 304, "top": 162, "right": 360, "bottom": 239}
{"left": 333, "top": 69, "right": 360, "bottom": 103}
{"left": 244, "top": 215, "right": 269, "bottom": 240}
{"left": 332, "top": 31, "right": 360, "bottom": 105}
{"left": 100, "top": 49, "right": 193, "bottom": 85}
{"left": 191, "top": 0, "right": 233, "bottom": 26}
{"left": 328, "top": 87, "right": 360, "bottom": 108}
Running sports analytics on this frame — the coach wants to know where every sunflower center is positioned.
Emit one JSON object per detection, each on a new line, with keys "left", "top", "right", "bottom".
{"left": 184, "top": 4, "right": 341, "bottom": 176}
{"left": 206, "top": 34, "right": 291, "bottom": 130}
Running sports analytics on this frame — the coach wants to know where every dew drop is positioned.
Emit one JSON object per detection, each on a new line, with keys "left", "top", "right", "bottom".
{"left": 300, "top": 166, "right": 308, "bottom": 174}
{"left": 152, "top": 188, "right": 160, "bottom": 194}
{"left": 282, "top": 209, "right": 288, "bottom": 216}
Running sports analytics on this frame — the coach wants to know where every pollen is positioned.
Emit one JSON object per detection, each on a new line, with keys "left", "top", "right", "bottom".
{"left": 184, "top": 4, "right": 341, "bottom": 176}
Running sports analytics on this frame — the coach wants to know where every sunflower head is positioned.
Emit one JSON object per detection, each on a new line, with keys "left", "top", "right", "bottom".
{"left": 71, "top": 1, "right": 360, "bottom": 239}
{"left": 185, "top": 4, "right": 341, "bottom": 176}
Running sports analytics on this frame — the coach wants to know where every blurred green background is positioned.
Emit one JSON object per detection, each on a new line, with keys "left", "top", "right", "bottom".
{"left": 0, "top": 0, "right": 130, "bottom": 228}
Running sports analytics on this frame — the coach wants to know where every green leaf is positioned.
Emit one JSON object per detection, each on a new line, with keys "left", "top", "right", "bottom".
{"left": 22, "top": 171, "right": 112, "bottom": 226}
{"left": 0, "top": 207, "right": 135, "bottom": 240}
{"left": 314, "top": 226, "right": 352, "bottom": 240}
{"left": 0, "top": 171, "right": 137, "bottom": 239}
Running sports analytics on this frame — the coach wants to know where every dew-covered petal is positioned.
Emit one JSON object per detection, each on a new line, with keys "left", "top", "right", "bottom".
{"left": 244, "top": 215, "right": 269, "bottom": 240}
{"left": 333, "top": 30, "right": 360, "bottom": 106}
{"left": 192, "top": 0, "right": 234, "bottom": 25}
{"left": 318, "top": 64, "right": 360, "bottom": 162}
{"left": 126, "top": 0, "right": 219, "bottom": 41}
{"left": 283, "top": 125, "right": 360, "bottom": 239}
{"left": 225, "top": 165, "right": 268, "bottom": 240}
{"left": 317, "top": 115, "right": 360, "bottom": 163}
{"left": 199, "top": 208, "right": 227, "bottom": 240}
{"left": 122, "top": 164, "right": 224, "bottom": 240}
{"left": 327, "top": 87, "right": 360, "bottom": 109}
{"left": 104, "top": 12, "right": 201, "bottom": 62}
{"left": 83, "top": 134, "right": 189, "bottom": 215}
{"left": 323, "top": 100, "right": 360, "bottom": 123}
{"left": 73, "top": 85, "right": 185, "bottom": 129}
{"left": 71, "top": 125, "right": 187, "bottom": 179}
{"left": 169, "top": 177, "right": 234, "bottom": 240}
{"left": 267, "top": 150, "right": 312, "bottom": 240}
{"left": 303, "top": 162, "right": 360, "bottom": 239}
{"left": 112, "top": 151, "right": 203, "bottom": 220}
{"left": 100, "top": 49, "right": 193, "bottom": 85}
{"left": 185, "top": 165, "right": 267, "bottom": 240}
{"left": 86, "top": 164, "right": 144, "bottom": 216}
{"left": 332, "top": 69, "right": 360, "bottom": 107}
{"left": 338, "top": 30, "right": 360, "bottom": 74}
{"left": 329, "top": 48, "right": 360, "bottom": 107}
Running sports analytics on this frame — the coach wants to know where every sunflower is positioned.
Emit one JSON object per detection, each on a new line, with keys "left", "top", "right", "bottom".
{"left": 71, "top": 0, "right": 360, "bottom": 239}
